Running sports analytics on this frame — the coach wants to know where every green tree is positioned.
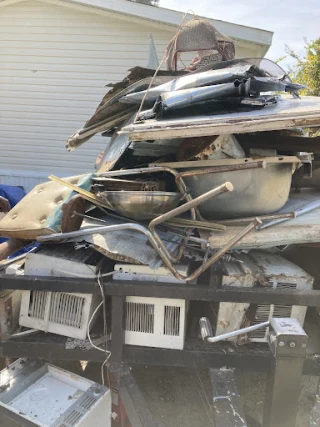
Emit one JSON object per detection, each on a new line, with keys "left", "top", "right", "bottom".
{"left": 128, "top": 0, "right": 159, "bottom": 6}
{"left": 285, "top": 38, "right": 320, "bottom": 96}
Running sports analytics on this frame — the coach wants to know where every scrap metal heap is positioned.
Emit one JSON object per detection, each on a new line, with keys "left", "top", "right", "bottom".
{"left": 1, "top": 17, "right": 320, "bottom": 349}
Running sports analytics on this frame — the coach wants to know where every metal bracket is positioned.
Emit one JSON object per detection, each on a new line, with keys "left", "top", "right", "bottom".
{"left": 263, "top": 318, "right": 308, "bottom": 427}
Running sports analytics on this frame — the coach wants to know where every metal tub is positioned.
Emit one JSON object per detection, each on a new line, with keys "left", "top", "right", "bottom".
{"left": 156, "top": 157, "right": 300, "bottom": 219}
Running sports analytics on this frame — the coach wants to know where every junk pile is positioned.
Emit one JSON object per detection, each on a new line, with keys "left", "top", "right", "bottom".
{"left": 1, "top": 18, "right": 320, "bottom": 351}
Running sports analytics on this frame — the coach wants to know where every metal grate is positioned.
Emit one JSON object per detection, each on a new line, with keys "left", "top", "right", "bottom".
{"left": 250, "top": 304, "right": 272, "bottom": 339}
{"left": 273, "top": 305, "right": 292, "bottom": 317}
{"left": 28, "top": 291, "right": 47, "bottom": 320}
{"left": 125, "top": 302, "right": 154, "bottom": 333}
{"left": 79, "top": 395, "right": 97, "bottom": 410}
{"left": 164, "top": 306, "right": 181, "bottom": 336}
{"left": 250, "top": 283, "right": 296, "bottom": 340}
{"left": 64, "top": 410, "right": 83, "bottom": 425}
{"left": 48, "top": 293, "right": 85, "bottom": 329}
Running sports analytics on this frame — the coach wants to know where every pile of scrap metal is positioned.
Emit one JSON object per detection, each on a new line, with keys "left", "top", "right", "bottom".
{"left": 1, "top": 17, "right": 320, "bottom": 349}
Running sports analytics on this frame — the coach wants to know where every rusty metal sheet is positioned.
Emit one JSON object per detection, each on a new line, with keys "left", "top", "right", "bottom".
{"left": 178, "top": 134, "right": 244, "bottom": 161}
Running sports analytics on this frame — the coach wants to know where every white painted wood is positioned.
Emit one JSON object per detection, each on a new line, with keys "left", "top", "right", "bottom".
{"left": 122, "top": 96, "right": 320, "bottom": 141}
{"left": 0, "top": 0, "right": 270, "bottom": 192}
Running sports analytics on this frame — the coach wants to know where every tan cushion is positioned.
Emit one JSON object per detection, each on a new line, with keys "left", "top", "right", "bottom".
{"left": 0, "top": 174, "right": 92, "bottom": 240}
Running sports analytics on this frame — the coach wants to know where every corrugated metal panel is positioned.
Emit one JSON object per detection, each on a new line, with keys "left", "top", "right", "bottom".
{"left": 0, "top": 0, "right": 261, "bottom": 191}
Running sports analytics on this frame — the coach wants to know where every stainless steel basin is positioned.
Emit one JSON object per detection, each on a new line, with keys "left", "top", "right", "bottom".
{"left": 97, "top": 191, "right": 182, "bottom": 220}
{"left": 155, "top": 157, "right": 300, "bottom": 219}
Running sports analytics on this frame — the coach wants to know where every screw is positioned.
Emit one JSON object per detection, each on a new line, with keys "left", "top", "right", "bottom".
{"left": 290, "top": 342, "right": 296, "bottom": 348}
{"left": 279, "top": 341, "right": 285, "bottom": 347}
{"left": 301, "top": 343, "right": 307, "bottom": 349}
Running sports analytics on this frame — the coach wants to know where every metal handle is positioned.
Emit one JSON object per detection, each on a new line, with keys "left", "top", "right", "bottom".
{"left": 199, "top": 317, "right": 270, "bottom": 343}
{"left": 199, "top": 317, "right": 214, "bottom": 341}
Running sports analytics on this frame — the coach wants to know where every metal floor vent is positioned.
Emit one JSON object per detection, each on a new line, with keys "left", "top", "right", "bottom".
{"left": 164, "top": 305, "right": 181, "bottom": 336}
{"left": 125, "top": 302, "right": 154, "bottom": 334}
{"left": 29, "top": 290, "right": 46, "bottom": 320}
{"left": 20, "top": 290, "right": 101, "bottom": 340}
{"left": 49, "top": 293, "right": 85, "bottom": 329}
{"left": 125, "top": 296, "right": 188, "bottom": 350}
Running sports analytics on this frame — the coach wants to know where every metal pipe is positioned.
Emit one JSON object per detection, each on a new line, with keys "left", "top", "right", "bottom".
{"left": 150, "top": 182, "right": 233, "bottom": 227}
{"left": 199, "top": 317, "right": 270, "bottom": 343}
{"left": 184, "top": 218, "right": 261, "bottom": 282}
{"left": 148, "top": 182, "right": 233, "bottom": 272}
{"left": 38, "top": 216, "right": 260, "bottom": 282}
{"left": 217, "top": 211, "right": 296, "bottom": 225}
{"left": 258, "top": 199, "right": 320, "bottom": 230}
{"left": 96, "top": 165, "right": 203, "bottom": 262}
{"left": 165, "top": 218, "right": 226, "bottom": 231}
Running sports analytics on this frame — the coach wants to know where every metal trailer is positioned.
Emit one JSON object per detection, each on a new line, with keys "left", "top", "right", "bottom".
{"left": 0, "top": 272, "right": 320, "bottom": 427}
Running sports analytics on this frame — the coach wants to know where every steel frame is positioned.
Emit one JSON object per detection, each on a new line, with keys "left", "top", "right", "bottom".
{"left": 0, "top": 273, "right": 319, "bottom": 427}
{"left": 0, "top": 274, "right": 319, "bottom": 374}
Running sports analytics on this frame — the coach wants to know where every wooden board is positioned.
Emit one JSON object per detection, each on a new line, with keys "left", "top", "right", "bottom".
{"left": 122, "top": 95, "right": 320, "bottom": 141}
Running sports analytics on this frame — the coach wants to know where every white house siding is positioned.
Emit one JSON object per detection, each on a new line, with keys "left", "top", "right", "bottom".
{"left": 0, "top": 0, "right": 266, "bottom": 192}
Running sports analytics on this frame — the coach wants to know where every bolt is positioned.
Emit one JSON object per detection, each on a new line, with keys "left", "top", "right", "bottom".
{"left": 290, "top": 342, "right": 296, "bottom": 348}
{"left": 279, "top": 341, "right": 285, "bottom": 347}
{"left": 301, "top": 343, "right": 307, "bottom": 349}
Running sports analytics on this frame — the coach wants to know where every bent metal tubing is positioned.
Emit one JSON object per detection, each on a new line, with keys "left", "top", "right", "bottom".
{"left": 38, "top": 182, "right": 232, "bottom": 273}
{"left": 96, "top": 165, "right": 204, "bottom": 263}
{"left": 38, "top": 190, "right": 262, "bottom": 281}
{"left": 37, "top": 217, "right": 259, "bottom": 282}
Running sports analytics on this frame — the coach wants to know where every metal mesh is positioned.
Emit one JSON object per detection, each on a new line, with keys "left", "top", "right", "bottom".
{"left": 166, "top": 18, "right": 235, "bottom": 71}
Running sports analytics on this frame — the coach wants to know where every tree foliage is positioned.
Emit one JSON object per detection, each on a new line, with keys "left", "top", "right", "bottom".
{"left": 128, "top": 0, "right": 159, "bottom": 6}
{"left": 285, "top": 38, "right": 320, "bottom": 96}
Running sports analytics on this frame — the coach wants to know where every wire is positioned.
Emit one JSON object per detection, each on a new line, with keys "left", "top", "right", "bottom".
{"left": 134, "top": 11, "right": 195, "bottom": 123}
{"left": 87, "top": 300, "right": 111, "bottom": 386}
{"left": 97, "top": 272, "right": 108, "bottom": 352}
{"left": 85, "top": 269, "right": 114, "bottom": 385}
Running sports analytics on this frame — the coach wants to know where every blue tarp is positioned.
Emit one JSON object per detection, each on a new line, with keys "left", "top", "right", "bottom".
{"left": 0, "top": 185, "right": 28, "bottom": 256}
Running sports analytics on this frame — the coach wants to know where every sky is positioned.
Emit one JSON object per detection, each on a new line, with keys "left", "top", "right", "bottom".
{"left": 160, "top": 0, "right": 320, "bottom": 71}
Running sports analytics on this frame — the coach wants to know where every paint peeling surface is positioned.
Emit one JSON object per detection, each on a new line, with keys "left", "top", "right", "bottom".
{"left": 121, "top": 95, "right": 320, "bottom": 141}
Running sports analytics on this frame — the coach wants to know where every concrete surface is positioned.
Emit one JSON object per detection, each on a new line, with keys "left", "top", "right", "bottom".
{"left": 55, "top": 361, "right": 318, "bottom": 427}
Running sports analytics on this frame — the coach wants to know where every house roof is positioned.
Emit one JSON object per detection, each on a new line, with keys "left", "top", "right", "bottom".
{"left": 0, "top": 0, "right": 273, "bottom": 49}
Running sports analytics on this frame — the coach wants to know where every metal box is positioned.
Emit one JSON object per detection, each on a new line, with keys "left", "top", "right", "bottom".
{"left": 216, "top": 250, "right": 314, "bottom": 343}
{"left": 0, "top": 358, "right": 111, "bottom": 427}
